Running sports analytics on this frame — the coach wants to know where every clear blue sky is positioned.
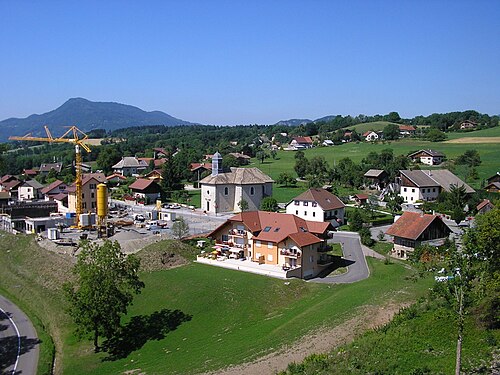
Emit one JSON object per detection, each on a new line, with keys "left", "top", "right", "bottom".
{"left": 1, "top": 0, "right": 499, "bottom": 125}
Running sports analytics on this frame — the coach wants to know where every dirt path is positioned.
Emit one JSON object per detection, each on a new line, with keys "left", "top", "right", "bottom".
{"left": 205, "top": 301, "right": 408, "bottom": 375}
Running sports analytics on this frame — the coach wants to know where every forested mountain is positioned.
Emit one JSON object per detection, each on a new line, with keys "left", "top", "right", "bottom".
{"left": 0, "top": 98, "right": 194, "bottom": 141}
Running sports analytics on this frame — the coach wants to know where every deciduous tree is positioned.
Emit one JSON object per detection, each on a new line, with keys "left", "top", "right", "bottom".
{"left": 63, "top": 241, "right": 144, "bottom": 352}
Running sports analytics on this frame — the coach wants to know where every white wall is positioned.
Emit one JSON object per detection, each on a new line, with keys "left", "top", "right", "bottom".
{"left": 400, "top": 186, "right": 440, "bottom": 203}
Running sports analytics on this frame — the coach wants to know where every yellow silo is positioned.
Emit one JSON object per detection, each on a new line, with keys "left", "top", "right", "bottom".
{"left": 97, "top": 183, "right": 108, "bottom": 220}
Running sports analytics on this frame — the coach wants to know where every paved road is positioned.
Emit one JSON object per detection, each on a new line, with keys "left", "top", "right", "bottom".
{"left": 0, "top": 295, "right": 39, "bottom": 375}
{"left": 310, "top": 231, "right": 370, "bottom": 284}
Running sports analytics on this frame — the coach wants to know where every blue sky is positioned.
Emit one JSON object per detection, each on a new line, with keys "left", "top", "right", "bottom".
{"left": 1, "top": 0, "right": 499, "bottom": 125}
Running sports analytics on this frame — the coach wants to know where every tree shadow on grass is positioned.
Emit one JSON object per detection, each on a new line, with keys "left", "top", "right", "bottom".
{"left": 102, "top": 309, "right": 192, "bottom": 361}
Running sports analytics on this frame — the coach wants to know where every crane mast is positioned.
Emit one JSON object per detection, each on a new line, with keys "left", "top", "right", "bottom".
{"left": 9, "top": 126, "right": 91, "bottom": 228}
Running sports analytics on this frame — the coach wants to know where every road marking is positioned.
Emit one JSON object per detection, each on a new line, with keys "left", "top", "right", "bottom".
{"left": 0, "top": 306, "right": 21, "bottom": 375}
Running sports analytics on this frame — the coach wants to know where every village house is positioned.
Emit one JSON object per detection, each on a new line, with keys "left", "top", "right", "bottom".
{"left": 40, "top": 179, "right": 68, "bottom": 199}
{"left": 200, "top": 153, "right": 273, "bottom": 214}
{"left": 228, "top": 152, "right": 251, "bottom": 165}
{"left": 459, "top": 120, "right": 478, "bottom": 130}
{"left": 398, "top": 169, "right": 474, "bottom": 203}
{"left": 285, "top": 188, "right": 345, "bottom": 227}
{"left": 206, "top": 211, "right": 334, "bottom": 279}
{"left": 477, "top": 199, "right": 494, "bottom": 215}
{"left": 487, "top": 172, "right": 500, "bottom": 185}
{"left": 190, "top": 162, "right": 212, "bottom": 183}
{"left": 39, "top": 162, "right": 63, "bottom": 176}
{"left": 112, "top": 156, "right": 148, "bottom": 176}
{"left": 106, "top": 173, "right": 127, "bottom": 183}
{"left": 18, "top": 179, "right": 44, "bottom": 201}
{"left": 0, "top": 176, "right": 22, "bottom": 200}
{"left": 399, "top": 125, "right": 416, "bottom": 136}
{"left": 143, "top": 169, "right": 163, "bottom": 182}
{"left": 363, "top": 131, "right": 379, "bottom": 142}
{"left": 153, "top": 147, "right": 169, "bottom": 158}
{"left": 23, "top": 168, "right": 39, "bottom": 178}
{"left": 67, "top": 173, "right": 107, "bottom": 214}
{"left": 322, "top": 139, "right": 334, "bottom": 146}
{"left": 364, "top": 169, "right": 389, "bottom": 190}
{"left": 353, "top": 193, "right": 369, "bottom": 206}
{"left": 386, "top": 211, "right": 452, "bottom": 259}
{"left": 485, "top": 181, "right": 500, "bottom": 193}
{"left": 408, "top": 149, "right": 445, "bottom": 166}
{"left": 290, "top": 136, "right": 313, "bottom": 149}
{"left": 128, "top": 178, "right": 162, "bottom": 203}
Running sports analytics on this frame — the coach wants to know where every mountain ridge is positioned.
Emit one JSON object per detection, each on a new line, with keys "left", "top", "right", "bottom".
{"left": 0, "top": 97, "right": 194, "bottom": 141}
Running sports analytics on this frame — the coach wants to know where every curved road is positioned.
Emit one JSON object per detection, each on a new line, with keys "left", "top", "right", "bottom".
{"left": 0, "top": 295, "right": 39, "bottom": 375}
{"left": 310, "top": 232, "right": 372, "bottom": 284}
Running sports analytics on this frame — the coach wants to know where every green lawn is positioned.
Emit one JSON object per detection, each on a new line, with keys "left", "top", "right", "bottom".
{"left": 347, "top": 121, "right": 399, "bottom": 133}
{"left": 252, "top": 135, "right": 500, "bottom": 193}
{"left": 0, "top": 233, "right": 432, "bottom": 375}
{"left": 446, "top": 125, "right": 500, "bottom": 139}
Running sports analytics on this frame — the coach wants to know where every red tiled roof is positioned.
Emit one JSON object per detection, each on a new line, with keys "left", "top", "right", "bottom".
{"left": 190, "top": 162, "right": 212, "bottom": 171}
{"left": 215, "top": 211, "right": 328, "bottom": 246}
{"left": 355, "top": 194, "right": 369, "bottom": 200}
{"left": 41, "top": 179, "right": 64, "bottom": 195}
{"left": 106, "top": 173, "right": 127, "bottom": 180}
{"left": 154, "top": 159, "right": 166, "bottom": 168}
{"left": 23, "top": 169, "right": 38, "bottom": 175}
{"left": 386, "top": 212, "right": 446, "bottom": 240}
{"left": 153, "top": 147, "right": 168, "bottom": 155}
{"left": 399, "top": 125, "right": 416, "bottom": 131}
{"left": 2, "top": 179, "right": 22, "bottom": 190}
{"left": 51, "top": 192, "right": 68, "bottom": 201}
{"left": 292, "top": 136, "right": 313, "bottom": 144}
{"left": 129, "top": 178, "right": 156, "bottom": 191}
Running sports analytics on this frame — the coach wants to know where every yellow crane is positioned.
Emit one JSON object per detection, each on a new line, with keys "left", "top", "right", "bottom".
{"left": 9, "top": 125, "right": 91, "bottom": 228}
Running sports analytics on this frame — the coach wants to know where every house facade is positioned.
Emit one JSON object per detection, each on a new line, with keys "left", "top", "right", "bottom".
{"left": 364, "top": 169, "right": 389, "bottom": 190}
{"left": 290, "top": 136, "right": 313, "bottom": 149}
{"left": 112, "top": 157, "right": 148, "bottom": 176}
{"left": 68, "top": 174, "right": 107, "bottom": 213}
{"left": 386, "top": 211, "right": 451, "bottom": 259}
{"left": 459, "top": 120, "right": 477, "bottom": 130}
{"left": 399, "top": 125, "right": 416, "bottom": 136}
{"left": 128, "top": 178, "right": 162, "bottom": 203}
{"left": 208, "top": 211, "right": 333, "bottom": 279}
{"left": 477, "top": 199, "right": 494, "bottom": 215}
{"left": 200, "top": 153, "right": 273, "bottom": 214}
{"left": 409, "top": 149, "right": 445, "bottom": 166}
{"left": 41, "top": 180, "right": 68, "bottom": 199}
{"left": 39, "top": 163, "right": 63, "bottom": 175}
{"left": 18, "top": 180, "right": 44, "bottom": 201}
{"left": 398, "top": 169, "right": 474, "bottom": 203}
{"left": 363, "top": 131, "right": 379, "bottom": 142}
{"left": 285, "top": 188, "right": 345, "bottom": 226}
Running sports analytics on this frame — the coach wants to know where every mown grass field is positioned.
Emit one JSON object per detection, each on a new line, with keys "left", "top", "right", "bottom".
{"left": 0, "top": 233, "right": 432, "bottom": 375}
{"left": 251, "top": 127, "right": 500, "bottom": 203}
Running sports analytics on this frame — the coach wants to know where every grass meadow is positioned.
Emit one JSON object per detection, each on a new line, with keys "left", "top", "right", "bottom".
{"left": 249, "top": 127, "right": 500, "bottom": 203}
{"left": 0, "top": 233, "right": 432, "bottom": 375}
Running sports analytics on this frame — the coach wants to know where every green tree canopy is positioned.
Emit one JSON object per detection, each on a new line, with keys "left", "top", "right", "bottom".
{"left": 383, "top": 123, "right": 400, "bottom": 140}
{"left": 260, "top": 197, "right": 279, "bottom": 212}
{"left": 63, "top": 240, "right": 144, "bottom": 352}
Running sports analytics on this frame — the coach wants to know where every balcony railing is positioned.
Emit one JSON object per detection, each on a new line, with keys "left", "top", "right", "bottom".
{"left": 280, "top": 249, "right": 301, "bottom": 258}
{"left": 229, "top": 229, "right": 246, "bottom": 236}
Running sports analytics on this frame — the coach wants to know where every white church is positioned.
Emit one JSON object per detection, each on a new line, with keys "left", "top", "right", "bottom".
{"left": 199, "top": 152, "right": 273, "bottom": 214}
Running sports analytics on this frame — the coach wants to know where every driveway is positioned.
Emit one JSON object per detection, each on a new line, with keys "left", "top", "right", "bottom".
{"left": 310, "top": 231, "right": 370, "bottom": 284}
{"left": 0, "top": 295, "right": 40, "bottom": 375}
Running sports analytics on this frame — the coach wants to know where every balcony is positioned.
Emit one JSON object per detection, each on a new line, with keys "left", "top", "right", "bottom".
{"left": 280, "top": 249, "right": 301, "bottom": 258}
{"left": 229, "top": 228, "right": 246, "bottom": 237}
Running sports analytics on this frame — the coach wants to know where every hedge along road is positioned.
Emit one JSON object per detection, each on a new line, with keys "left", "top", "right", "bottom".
{"left": 0, "top": 294, "right": 40, "bottom": 375}
{"left": 310, "top": 231, "right": 376, "bottom": 284}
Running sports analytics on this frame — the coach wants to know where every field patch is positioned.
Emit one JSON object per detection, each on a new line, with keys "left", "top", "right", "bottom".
{"left": 444, "top": 136, "right": 500, "bottom": 144}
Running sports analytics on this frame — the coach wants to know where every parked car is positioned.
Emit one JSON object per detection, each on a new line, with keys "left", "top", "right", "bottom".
{"left": 145, "top": 220, "right": 159, "bottom": 229}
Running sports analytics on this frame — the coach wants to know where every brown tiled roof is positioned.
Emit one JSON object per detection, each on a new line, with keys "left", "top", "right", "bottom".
{"left": 3, "top": 179, "right": 22, "bottom": 191}
{"left": 399, "top": 125, "right": 416, "bottom": 131}
{"left": 485, "top": 182, "right": 500, "bottom": 190}
{"left": 291, "top": 188, "right": 345, "bottom": 210}
{"left": 154, "top": 159, "right": 166, "bottom": 168}
{"left": 82, "top": 173, "right": 106, "bottom": 184}
{"left": 129, "top": 178, "right": 157, "bottom": 191}
{"left": 355, "top": 194, "right": 369, "bottom": 200}
{"left": 41, "top": 179, "right": 64, "bottom": 195}
{"left": 200, "top": 167, "right": 273, "bottom": 185}
{"left": 153, "top": 147, "right": 168, "bottom": 155}
{"left": 51, "top": 192, "right": 68, "bottom": 201}
{"left": 39, "top": 163, "right": 63, "bottom": 173}
{"left": 288, "top": 232, "right": 323, "bottom": 247}
{"left": 0, "top": 175, "right": 17, "bottom": 184}
{"left": 306, "top": 221, "right": 332, "bottom": 234}
{"left": 408, "top": 149, "right": 444, "bottom": 158}
{"left": 386, "top": 212, "right": 447, "bottom": 240}
{"left": 190, "top": 162, "right": 212, "bottom": 171}
{"left": 477, "top": 199, "right": 492, "bottom": 211}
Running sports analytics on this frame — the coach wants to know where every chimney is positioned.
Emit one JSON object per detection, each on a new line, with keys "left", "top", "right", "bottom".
{"left": 212, "top": 152, "right": 223, "bottom": 176}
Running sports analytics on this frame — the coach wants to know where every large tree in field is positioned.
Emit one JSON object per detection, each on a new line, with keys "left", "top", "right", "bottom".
{"left": 64, "top": 240, "right": 144, "bottom": 352}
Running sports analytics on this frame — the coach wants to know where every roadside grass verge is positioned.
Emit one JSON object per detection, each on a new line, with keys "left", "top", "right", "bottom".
{"left": 0, "top": 232, "right": 74, "bottom": 375}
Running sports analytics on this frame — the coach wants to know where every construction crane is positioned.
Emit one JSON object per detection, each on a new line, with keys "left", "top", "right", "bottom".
{"left": 9, "top": 125, "right": 91, "bottom": 228}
